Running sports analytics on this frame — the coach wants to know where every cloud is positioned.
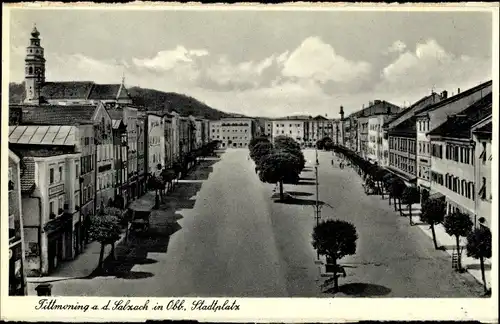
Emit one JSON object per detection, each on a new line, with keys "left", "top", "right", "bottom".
{"left": 132, "top": 46, "right": 208, "bottom": 71}
{"left": 379, "top": 39, "right": 491, "bottom": 93}
{"left": 199, "top": 54, "right": 284, "bottom": 91}
{"left": 282, "top": 36, "right": 372, "bottom": 84}
{"left": 386, "top": 40, "right": 407, "bottom": 54}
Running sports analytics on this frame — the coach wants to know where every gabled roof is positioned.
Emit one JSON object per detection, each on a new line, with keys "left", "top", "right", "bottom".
{"left": 415, "top": 80, "right": 492, "bottom": 117}
{"left": 40, "top": 81, "right": 132, "bottom": 101}
{"left": 387, "top": 116, "right": 417, "bottom": 137}
{"left": 41, "top": 81, "right": 94, "bottom": 100}
{"left": 427, "top": 93, "right": 492, "bottom": 139}
{"left": 312, "top": 115, "right": 329, "bottom": 120}
{"left": 20, "top": 104, "right": 98, "bottom": 125}
{"left": 383, "top": 93, "right": 440, "bottom": 129}
{"left": 107, "top": 109, "right": 124, "bottom": 120}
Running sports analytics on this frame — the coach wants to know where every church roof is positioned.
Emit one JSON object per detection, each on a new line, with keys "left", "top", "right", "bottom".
{"left": 20, "top": 104, "right": 98, "bottom": 125}
{"left": 40, "top": 81, "right": 132, "bottom": 101}
{"left": 41, "top": 81, "right": 94, "bottom": 100}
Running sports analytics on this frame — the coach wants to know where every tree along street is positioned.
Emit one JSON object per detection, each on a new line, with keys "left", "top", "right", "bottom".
{"left": 39, "top": 149, "right": 484, "bottom": 297}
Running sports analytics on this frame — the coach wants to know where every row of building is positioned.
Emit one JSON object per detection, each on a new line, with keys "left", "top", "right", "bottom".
{"left": 7, "top": 27, "right": 216, "bottom": 293}
{"left": 333, "top": 81, "right": 493, "bottom": 232}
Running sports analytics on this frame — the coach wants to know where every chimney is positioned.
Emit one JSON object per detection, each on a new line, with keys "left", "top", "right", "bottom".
{"left": 441, "top": 90, "right": 448, "bottom": 99}
{"left": 457, "top": 88, "right": 461, "bottom": 94}
{"left": 374, "top": 100, "right": 381, "bottom": 104}
{"left": 340, "top": 105, "right": 344, "bottom": 120}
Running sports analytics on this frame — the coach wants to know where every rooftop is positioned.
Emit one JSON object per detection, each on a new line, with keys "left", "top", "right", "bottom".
{"left": 427, "top": 94, "right": 492, "bottom": 139}
{"left": 20, "top": 104, "right": 98, "bottom": 125}
{"left": 473, "top": 121, "right": 492, "bottom": 134}
{"left": 40, "top": 81, "right": 132, "bottom": 101}
{"left": 415, "top": 80, "right": 492, "bottom": 117}
{"left": 9, "top": 125, "right": 78, "bottom": 146}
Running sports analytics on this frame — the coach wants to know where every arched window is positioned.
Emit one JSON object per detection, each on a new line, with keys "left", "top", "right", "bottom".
{"left": 28, "top": 66, "right": 33, "bottom": 75}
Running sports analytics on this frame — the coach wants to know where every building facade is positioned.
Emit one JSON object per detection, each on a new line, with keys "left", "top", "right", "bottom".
{"left": 427, "top": 94, "right": 492, "bottom": 226}
{"left": 272, "top": 119, "right": 305, "bottom": 146}
{"left": 112, "top": 119, "right": 128, "bottom": 208}
{"left": 9, "top": 136, "right": 81, "bottom": 277}
{"left": 8, "top": 150, "right": 27, "bottom": 295}
{"left": 472, "top": 118, "right": 492, "bottom": 228}
{"left": 416, "top": 81, "right": 492, "bottom": 193}
{"left": 94, "top": 106, "right": 114, "bottom": 210}
{"left": 145, "top": 113, "right": 165, "bottom": 177}
{"left": 211, "top": 118, "right": 255, "bottom": 148}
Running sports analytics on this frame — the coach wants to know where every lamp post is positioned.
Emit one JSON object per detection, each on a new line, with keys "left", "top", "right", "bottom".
{"left": 314, "top": 157, "right": 321, "bottom": 261}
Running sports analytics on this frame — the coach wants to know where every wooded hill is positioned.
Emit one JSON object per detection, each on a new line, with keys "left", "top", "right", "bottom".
{"left": 9, "top": 82, "right": 238, "bottom": 120}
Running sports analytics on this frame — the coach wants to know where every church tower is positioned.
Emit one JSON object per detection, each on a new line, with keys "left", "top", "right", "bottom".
{"left": 24, "top": 25, "right": 46, "bottom": 104}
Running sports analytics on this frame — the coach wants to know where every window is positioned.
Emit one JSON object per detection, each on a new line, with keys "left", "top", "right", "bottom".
{"left": 50, "top": 168, "right": 54, "bottom": 184}
{"left": 59, "top": 166, "right": 63, "bottom": 182}
{"left": 480, "top": 142, "right": 487, "bottom": 163}
{"left": 50, "top": 201, "right": 55, "bottom": 214}
{"left": 59, "top": 196, "right": 64, "bottom": 212}
{"left": 478, "top": 177, "right": 487, "bottom": 200}
{"left": 75, "top": 162, "right": 79, "bottom": 179}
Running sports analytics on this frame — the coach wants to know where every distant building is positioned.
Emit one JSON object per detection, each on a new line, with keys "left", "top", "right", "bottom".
{"left": 427, "top": 94, "right": 492, "bottom": 225}
{"left": 112, "top": 119, "right": 127, "bottom": 208}
{"left": 385, "top": 95, "right": 443, "bottom": 185}
{"left": 382, "top": 93, "right": 442, "bottom": 168}
{"left": 8, "top": 149, "right": 27, "bottom": 295}
{"left": 22, "top": 26, "right": 133, "bottom": 106}
{"left": 210, "top": 118, "right": 256, "bottom": 148}
{"left": 145, "top": 113, "right": 165, "bottom": 177}
{"left": 272, "top": 118, "right": 305, "bottom": 146}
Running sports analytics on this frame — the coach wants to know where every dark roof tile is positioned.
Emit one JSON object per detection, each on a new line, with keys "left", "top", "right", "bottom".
{"left": 20, "top": 157, "right": 35, "bottom": 193}
{"left": 21, "top": 105, "right": 97, "bottom": 125}
{"left": 427, "top": 94, "right": 492, "bottom": 138}
{"left": 41, "top": 81, "right": 94, "bottom": 100}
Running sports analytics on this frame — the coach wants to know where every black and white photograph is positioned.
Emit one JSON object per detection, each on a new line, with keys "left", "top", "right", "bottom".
{"left": 1, "top": 3, "right": 498, "bottom": 322}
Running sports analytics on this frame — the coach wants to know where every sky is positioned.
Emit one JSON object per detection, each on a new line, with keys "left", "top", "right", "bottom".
{"left": 7, "top": 7, "right": 493, "bottom": 118}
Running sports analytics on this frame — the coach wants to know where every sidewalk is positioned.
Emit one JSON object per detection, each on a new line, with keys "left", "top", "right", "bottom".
{"left": 27, "top": 231, "right": 127, "bottom": 284}
{"left": 412, "top": 213, "right": 491, "bottom": 288}
{"left": 342, "top": 162, "right": 491, "bottom": 290}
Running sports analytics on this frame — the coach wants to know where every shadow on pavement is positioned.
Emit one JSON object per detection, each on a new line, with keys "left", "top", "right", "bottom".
{"left": 297, "top": 181, "right": 316, "bottom": 186}
{"left": 287, "top": 191, "right": 314, "bottom": 197}
{"left": 299, "top": 177, "right": 315, "bottom": 181}
{"left": 325, "top": 283, "right": 392, "bottom": 297}
{"left": 467, "top": 263, "right": 491, "bottom": 271}
{"left": 88, "top": 221, "right": 182, "bottom": 279}
{"left": 274, "top": 197, "right": 324, "bottom": 206}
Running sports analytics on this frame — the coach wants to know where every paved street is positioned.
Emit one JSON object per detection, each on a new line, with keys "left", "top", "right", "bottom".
{"left": 41, "top": 149, "right": 484, "bottom": 297}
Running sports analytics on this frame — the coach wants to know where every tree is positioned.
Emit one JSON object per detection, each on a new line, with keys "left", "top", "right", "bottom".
{"left": 258, "top": 151, "right": 301, "bottom": 201}
{"left": 382, "top": 173, "right": 394, "bottom": 205}
{"left": 443, "top": 210, "right": 473, "bottom": 271}
{"left": 274, "top": 136, "right": 305, "bottom": 172}
{"left": 250, "top": 141, "right": 273, "bottom": 162}
{"left": 88, "top": 213, "right": 122, "bottom": 269}
{"left": 420, "top": 197, "right": 446, "bottom": 249}
{"left": 401, "top": 186, "right": 420, "bottom": 225}
{"left": 249, "top": 136, "right": 270, "bottom": 152}
{"left": 391, "top": 179, "right": 406, "bottom": 214}
{"left": 466, "top": 226, "right": 492, "bottom": 294}
{"left": 312, "top": 219, "right": 358, "bottom": 293}
{"left": 370, "top": 166, "right": 385, "bottom": 198}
